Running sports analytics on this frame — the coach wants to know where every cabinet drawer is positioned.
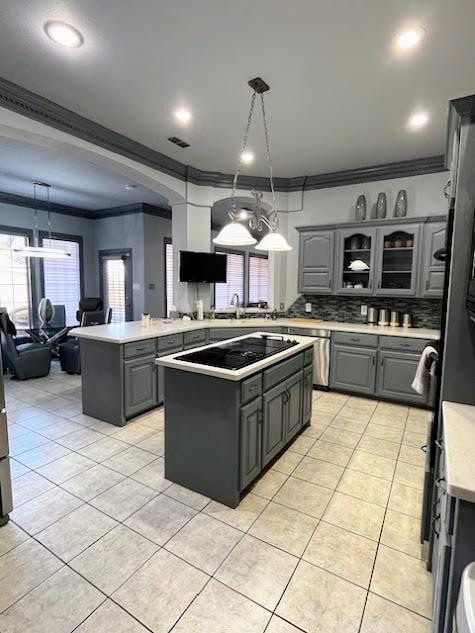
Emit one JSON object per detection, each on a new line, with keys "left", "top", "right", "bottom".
{"left": 241, "top": 374, "right": 262, "bottom": 405}
{"left": 379, "top": 336, "right": 431, "bottom": 353}
{"left": 183, "top": 329, "right": 207, "bottom": 346}
{"left": 263, "top": 354, "right": 303, "bottom": 391}
{"left": 124, "top": 339, "right": 156, "bottom": 359}
{"left": 157, "top": 333, "right": 184, "bottom": 352}
{"left": 332, "top": 331, "right": 378, "bottom": 348}
{"left": 209, "top": 327, "right": 251, "bottom": 341}
{"left": 304, "top": 347, "right": 314, "bottom": 367}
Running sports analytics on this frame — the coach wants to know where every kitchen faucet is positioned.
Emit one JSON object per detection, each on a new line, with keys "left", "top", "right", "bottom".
{"left": 231, "top": 293, "right": 241, "bottom": 319}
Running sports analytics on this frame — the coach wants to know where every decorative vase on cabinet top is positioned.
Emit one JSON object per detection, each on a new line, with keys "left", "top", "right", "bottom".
{"left": 376, "top": 193, "right": 387, "bottom": 218}
{"left": 393, "top": 189, "right": 408, "bottom": 217}
{"left": 355, "top": 195, "right": 367, "bottom": 221}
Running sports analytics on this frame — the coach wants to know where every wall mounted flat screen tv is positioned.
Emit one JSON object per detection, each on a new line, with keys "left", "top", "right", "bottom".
{"left": 179, "top": 251, "right": 227, "bottom": 283}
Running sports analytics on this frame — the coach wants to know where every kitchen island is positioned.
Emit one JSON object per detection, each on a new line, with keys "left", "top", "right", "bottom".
{"left": 71, "top": 317, "right": 439, "bottom": 425}
{"left": 157, "top": 332, "right": 315, "bottom": 507}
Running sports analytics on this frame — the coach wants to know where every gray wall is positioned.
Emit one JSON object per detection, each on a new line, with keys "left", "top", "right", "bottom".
{"left": 93, "top": 213, "right": 145, "bottom": 320}
{"left": 143, "top": 213, "right": 172, "bottom": 317}
{"left": 0, "top": 203, "right": 173, "bottom": 322}
{"left": 0, "top": 203, "right": 97, "bottom": 320}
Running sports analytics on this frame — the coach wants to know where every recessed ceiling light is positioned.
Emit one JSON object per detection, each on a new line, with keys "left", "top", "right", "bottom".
{"left": 240, "top": 151, "right": 254, "bottom": 164}
{"left": 395, "top": 27, "right": 426, "bottom": 50}
{"left": 407, "top": 111, "right": 430, "bottom": 130}
{"left": 124, "top": 184, "right": 137, "bottom": 191}
{"left": 238, "top": 209, "right": 249, "bottom": 220}
{"left": 174, "top": 109, "right": 192, "bottom": 124}
{"left": 44, "top": 21, "right": 84, "bottom": 48}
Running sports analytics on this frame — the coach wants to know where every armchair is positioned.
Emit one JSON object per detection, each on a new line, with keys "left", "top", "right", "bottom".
{"left": 0, "top": 312, "right": 51, "bottom": 380}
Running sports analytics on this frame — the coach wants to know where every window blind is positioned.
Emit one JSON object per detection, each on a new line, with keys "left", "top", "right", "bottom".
{"left": 103, "top": 258, "right": 126, "bottom": 323}
{"left": 248, "top": 254, "right": 269, "bottom": 304}
{"left": 42, "top": 237, "right": 81, "bottom": 325}
{"left": 0, "top": 232, "right": 31, "bottom": 327}
{"left": 165, "top": 241, "right": 173, "bottom": 317}
{"left": 215, "top": 251, "right": 244, "bottom": 308}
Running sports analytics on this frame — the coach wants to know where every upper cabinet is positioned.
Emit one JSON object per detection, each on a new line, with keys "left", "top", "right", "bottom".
{"left": 420, "top": 222, "right": 447, "bottom": 297}
{"left": 335, "top": 228, "right": 377, "bottom": 295}
{"left": 374, "top": 223, "right": 421, "bottom": 296}
{"left": 297, "top": 216, "right": 446, "bottom": 298}
{"left": 298, "top": 230, "right": 334, "bottom": 294}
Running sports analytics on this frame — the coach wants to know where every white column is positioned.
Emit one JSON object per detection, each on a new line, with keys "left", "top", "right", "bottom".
{"left": 171, "top": 202, "right": 211, "bottom": 314}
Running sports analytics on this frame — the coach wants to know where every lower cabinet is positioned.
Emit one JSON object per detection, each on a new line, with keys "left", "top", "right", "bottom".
{"left": 157, "top": 346, "right": 182, "bottom": 405}
{"left": 303, "top": 364, "right": 313, "bottom": 424}
{"left": 286, "top": 371, "right": 304, "bottom": 440}
{"left": 262, "top": 382, "right": 287, "bottom": 466}
{"left": 262, "top": 371, "right": 304, "bottom": 467}
{"left": 330, "top": 344, "right": 377, "bottom": 396}
{"left": 239, "top": 397, "right": 263, "bottom": 490}
{"left": 376, "top": 351, "right": 427, "bottom": 405}
{"left": 124, "top": 354, "right": 158, "bottom": 418}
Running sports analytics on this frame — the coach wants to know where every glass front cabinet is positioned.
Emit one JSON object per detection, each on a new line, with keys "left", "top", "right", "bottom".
{"left": 374, "top": 223, "right": 421, "bottom": 296}
{"left": 336, "top": 228, "right": 377, "bottom": 295}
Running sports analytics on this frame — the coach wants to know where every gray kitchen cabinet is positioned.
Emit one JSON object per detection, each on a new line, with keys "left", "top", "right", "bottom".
{"left": 298, "top": 230, "right": 335, "bottom": 294}
{"left": 421, "top": 222, "right": 447, "bottom": 297}
{"left": 157, "top": 346, "right": 182, "bottom": 405}
{"left": 262, "top": 381, "right": 287, "bottom": 466}
{"left": 286, "top": 371, "right": 304, "bottom": 441}
{"left": 376, "top": 350, "right": 427, "bottom": 405}
{"left": 124, "top": 354, "right": 158, "bottom": 418}
{"left": 330, "top": 344, "right": 377, "bottom": 395}
{"left": 303, "top": 364, "right": 313, "bottom": 424}
{"left": 239, "top": 396, "right": 263, "bottom": 490}
{"left": 335, "top": 227, "right": 377, "bottom": 295}
{"left": 374, "top": 223, "right": 421, "bottom": 296}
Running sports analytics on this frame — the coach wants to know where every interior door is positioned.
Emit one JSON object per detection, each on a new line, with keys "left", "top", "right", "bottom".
{"left": 99, "top": 250, "right": 133, "bottom": 322}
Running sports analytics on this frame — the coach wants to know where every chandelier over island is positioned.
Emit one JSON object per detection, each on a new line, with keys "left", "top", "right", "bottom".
{"left": 213, "top": 77, "right": 292, "bottom": 252}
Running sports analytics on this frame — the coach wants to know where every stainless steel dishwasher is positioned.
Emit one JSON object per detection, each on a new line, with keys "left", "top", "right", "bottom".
{"left": 288, "top": 327, "right": 331, "bottom": 388}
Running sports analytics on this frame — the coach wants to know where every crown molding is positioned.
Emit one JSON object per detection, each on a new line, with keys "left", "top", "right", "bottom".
{"left": 0, "top": 76, "right": 448, "bottom": 194}
{"left": 0, "top": 190, "right": 171, "bottom": 220}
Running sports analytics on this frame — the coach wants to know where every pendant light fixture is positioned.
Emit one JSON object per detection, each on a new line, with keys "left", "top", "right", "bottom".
{"left": 14, "top": 182, "right": 70, "bottom": 259}
{"left": 213, "top": 77, "right": 291, "bottom": 252}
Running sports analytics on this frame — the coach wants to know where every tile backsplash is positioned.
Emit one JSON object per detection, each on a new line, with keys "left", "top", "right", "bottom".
{"left": 288, "top": 295, "right": 441, "bottom": 329}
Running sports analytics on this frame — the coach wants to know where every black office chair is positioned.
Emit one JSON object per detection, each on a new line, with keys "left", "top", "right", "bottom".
{"left": 0, "top": 312, "right": 51, "bottom": 380}
{"left": 59, "top": 308, "right": 111, "bottom": 375}
{"left": 76, "top": 298, "right": 103, "bottom": 324}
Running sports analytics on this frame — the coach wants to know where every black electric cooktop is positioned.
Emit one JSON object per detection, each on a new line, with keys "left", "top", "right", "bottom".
{"left": 179, "top": 334, "right": 299, "bottom": 370}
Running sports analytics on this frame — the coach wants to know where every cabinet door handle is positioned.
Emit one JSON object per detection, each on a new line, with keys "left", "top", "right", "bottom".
{"left": 369, "top": 279, "right": 373, "bottom": 290}
{"left": 420, "top": 444, "right": 428, "bottom": 453}
{"left": 328, "top": 278, "right": 332, "bottom": 287}
{"left": 377, "top": 280, "right": 381, "bottom": 289}
{"left": 135, "top": 346, "right": 146, "bottom": 351}
{"left": 400, "top": 343, "right": 410, "bottom": 348}
{"left": 350, "top": 337, "right": 360, "bottom": 342}
{"left": 372, "top": 356, "right": 376, "bottom": 366}
{"left": 435, "top": 439, "right": 444, "bottom": 451}
{"left": 426, "top": 280, "right": 429, "bottom": 290}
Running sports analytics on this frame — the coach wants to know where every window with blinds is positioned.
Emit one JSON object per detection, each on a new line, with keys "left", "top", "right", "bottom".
{"left": 248, "top": 254, "right": 269, "bottom": 305}
{"left": 165, "top": 240, "right": 173, "bottom": 317}
{"left": 0, "top": 231, "right": 32, "bottom": 327}
{"left": 42, "top": 237, "right": 82, "bottom": 325}
{"left": 103, "top": 258, "right": 126, "bottom": 323}
{"left": 215, "top": 251, "right": 244, "bottom": 308}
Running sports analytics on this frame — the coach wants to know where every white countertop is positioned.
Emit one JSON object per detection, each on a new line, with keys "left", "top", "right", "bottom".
{"left": 442, "top": 401, "right": 475, "bottom": 503}
{"left": 157, "top": 332, "right": 316, "bottom": 381}
{"left": 70, "top": 318, "right": 440, "bottom": 344}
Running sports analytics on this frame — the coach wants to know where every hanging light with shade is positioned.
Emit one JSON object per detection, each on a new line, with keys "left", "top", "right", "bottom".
{"left": 14, "top": 182, "right": 70, "bottom": 259}
{"left": 213, "top": 77, "right": 292, "bottom": 252}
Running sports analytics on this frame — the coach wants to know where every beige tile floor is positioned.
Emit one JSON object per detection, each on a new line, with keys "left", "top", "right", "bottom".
{"left": 0, "top": 362, "right": 433, "bottom": 632}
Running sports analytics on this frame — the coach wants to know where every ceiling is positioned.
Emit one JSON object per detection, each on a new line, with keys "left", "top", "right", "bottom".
{"left": 0, "top": 136, "right": 170, "bottom": 211}
{"left": 0, "top": 1, "right": 474, "bottom": 178}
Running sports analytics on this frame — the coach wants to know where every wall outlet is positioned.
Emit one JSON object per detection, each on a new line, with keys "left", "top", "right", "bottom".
{"left": 360, "top": 304, "right": 368, "bottom": 317}
{"left": 305, "top": 302, "right": 312, "bottom": 313}
{"left": 279, "top": 303, "right": 284, "bottom": 310}
{"left": 133, "top": 283, "right": 141, "bottom": 291}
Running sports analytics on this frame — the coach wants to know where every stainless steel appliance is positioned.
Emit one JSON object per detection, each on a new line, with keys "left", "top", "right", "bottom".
{"left": 467, "top": 209, "right": 475, "bottom": 321}
{"left": 288, "top": 327, "right": 330, "bottom": 388}
{"left": 0, "top": 350, "right": 13, "bottom": 526}
{"left": 367, "top": 307, "right": 377, "bottom": 324}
